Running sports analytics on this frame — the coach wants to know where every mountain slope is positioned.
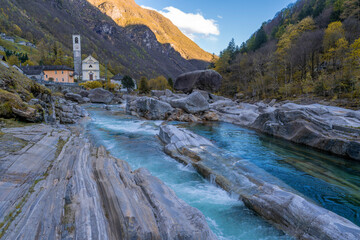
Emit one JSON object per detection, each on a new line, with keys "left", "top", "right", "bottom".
{"left": 214, "top": 0, "right": 360, "bottom": 103}
{"left": 0, "top": 0, "right": 209, "bottom": 78}
{"left": 89, "top": 0, "right": 213, "bottom": 62}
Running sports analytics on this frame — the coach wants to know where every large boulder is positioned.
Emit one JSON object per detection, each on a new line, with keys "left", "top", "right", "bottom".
{"left": 170, "top": 92, "right": 209, "bottom": 114}
{"left": 88, "top": 88, "right": 114, "bottom": 104}
{"left": 65, "top": 93, "right": 85, "bottom": 104}
{"left": 174, "top": 70, "right": 222, "bottom": 93}
{"left": 127, "top": 97, "right": 174, "bottom": 120}
{"left": 79, "top": 90, "right": 89, "bottom": 98}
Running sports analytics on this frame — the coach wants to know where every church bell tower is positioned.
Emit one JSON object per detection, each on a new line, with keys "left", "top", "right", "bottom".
{"left": 72, "top": 35, "right": 81, "bottom": 78}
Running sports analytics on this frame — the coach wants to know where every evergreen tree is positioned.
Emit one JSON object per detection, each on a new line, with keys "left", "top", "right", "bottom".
{"left": 253, "top": 26, "right": 267, "bottom": 51}
{"left": 167, "top": 77, "right": 174, "bottom": 89}
{"left": 139, "top": 76, "right": 149, "bottom": 94}
{"left": 122, "top": 75, "right": 135, "bottom": 92}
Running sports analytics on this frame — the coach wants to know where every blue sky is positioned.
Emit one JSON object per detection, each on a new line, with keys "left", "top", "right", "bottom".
{"left": 136, "top": 0, "right": 295, "bottom": 54}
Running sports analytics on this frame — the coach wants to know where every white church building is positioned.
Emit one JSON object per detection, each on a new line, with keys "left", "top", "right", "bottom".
{"left": 82, "top": 55, "right": 100, "bottom": 81}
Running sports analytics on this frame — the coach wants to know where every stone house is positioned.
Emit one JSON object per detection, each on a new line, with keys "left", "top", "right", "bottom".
{"left": 20, "top": 66, "right": 44, "bottom": 81}
{"left": 82, "top": 55, "right": 100, "bottom": 81}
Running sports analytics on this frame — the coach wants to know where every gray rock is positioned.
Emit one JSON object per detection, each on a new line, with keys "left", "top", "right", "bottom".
{"left": 83, "top": 97, "right": 90, "bottom": 103}
{"left": 79, "top": 90, "right": 89, "bottom": 98}
{"left": 0, "top": 125, "right": 216, "bottom": 240}
{"left": 165, "top": 89, "right": 173, "bottom": 97}
{"left": 88, "top": 88, "right": 114, "bottom": 104}
{"left": 65, "top": 93, "right": 85, "bottom": 104}
{"left": 28, "top": 99, "right": 41, "bottom": 106}
{"left": 209, "top": 100, "right": 236, "bottom": 110}
{"left": 151, "top": 90, "right": 165, "bottom": 98}
{"left": 158, "top": 124, "right": 360, "bottom": 240}
{"left": 127, "top": 97, "right": 174, "bottom": 120}
{"left": 12, "top": 106, "right": 43, "bottom": 122}
{"left": 111, "top": 97, "right": 122, "bottom": 104}
{"left": 170, "top": 92, "right": 209, "bottom": 114}
{"left": 193, "top": 89, "right": 210, "bottom": 101}
{"left": 62, "top": 89, "right": 70, "bottom": 95}
{"left": 174, "top": 70, "right": 222, "bottom": 93}
{"left": 269, "top": 99, "right": 277, "bottom": 106}
{"left": 209, "top": 93, "right": 226, "bottom": 102}
{"left": 251, "top": 107, "right": 360, "bottom": 161}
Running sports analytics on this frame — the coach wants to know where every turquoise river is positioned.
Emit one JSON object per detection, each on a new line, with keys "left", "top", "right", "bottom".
{"left": 85, "top": 106, "right": 360, "bottom": 240}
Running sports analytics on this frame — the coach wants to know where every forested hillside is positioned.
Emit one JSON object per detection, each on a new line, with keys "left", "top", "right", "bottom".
{"left": 214, "top": 0, "right": 360, "bottom": 102}
{"left": 0, "top": 0, "right": 209, "bottom": 79}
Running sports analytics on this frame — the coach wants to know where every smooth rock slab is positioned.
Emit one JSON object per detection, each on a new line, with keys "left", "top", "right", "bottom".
{"left": 0, "top": 124, "right": 216, "bottom": 240}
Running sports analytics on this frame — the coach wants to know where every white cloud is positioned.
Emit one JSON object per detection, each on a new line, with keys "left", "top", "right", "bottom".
{"left": 141, "top": 5, "right": 157, "bottom": 11}
{"left": 141, "top": 5, "right": 220, "bottom": 40}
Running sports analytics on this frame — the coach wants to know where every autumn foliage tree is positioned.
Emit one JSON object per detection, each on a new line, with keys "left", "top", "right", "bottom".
{"left": 213, "top": 0, "right": 360, "bottom": 101}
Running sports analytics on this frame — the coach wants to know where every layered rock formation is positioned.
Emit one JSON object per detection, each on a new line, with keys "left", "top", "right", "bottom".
{"left": 158, "top": 124, "right": 360, "bottom": 240}
{"left": 207, "top": 101, "right": 360, "bottom": 161}
{"left": 0, "top": 124, "right": 216, "bottom": 240}
{"left": 126, "top": 88, "right": 360, "bottom": 161}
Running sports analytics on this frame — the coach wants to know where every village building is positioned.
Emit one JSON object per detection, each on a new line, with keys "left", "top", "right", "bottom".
{"left": 43, "top": 66, "right": 74, "bottom": 83}
{"left": 82, "top": 55, "right": 100, "bottom": 81}
{"left": 110, "top": 73, "right": 138, "bottom": 92}
{"left": 19, "top": 65, "right": 44, "bottom": 81}
{"left": 19, "top": 65, "right": 74, "bottom": 83}
{"left": 110, "top": 73, "right": 123, "bottom": 85}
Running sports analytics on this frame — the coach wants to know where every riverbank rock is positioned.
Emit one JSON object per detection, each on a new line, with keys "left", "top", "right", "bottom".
{"left": 0, "top": 124, "right": 217, "bottom": 240}
{"left": 54, "top": 97, "right": 88, "bottom": 124}
{"left": 127, "top": 97, "right": 174, "bottom": 120}
{"left": 170, "top": 92, "right": 209, "bottom": 114}
{"left": 174, "top": 70, "right": 222, "bottom": 93}
{"left": 11, "top": 106, "right": 43, "bottom": 122}
{"left": 151, "top": 90, "right": 165, "bottom": 98}
{"left": 88, "top": 88, "right": 114, "bottom": 104}
{"left": 65, "top": 93, "right": 85, "bottom": 104}
{"left": 158, "top": 124, "right": 360, "bottom": 240}
{"left": 250, "top": 104, "right": 360, "bottom": 160}
{"left": 79, "top": 90, "right": 89, "bottom": 97}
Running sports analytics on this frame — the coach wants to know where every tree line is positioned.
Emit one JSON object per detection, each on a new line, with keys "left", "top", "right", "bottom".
{"left": 213, "top": 0, "right": 360, "bottom": 101}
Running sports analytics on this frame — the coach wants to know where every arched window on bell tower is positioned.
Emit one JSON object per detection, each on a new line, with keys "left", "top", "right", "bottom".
{"left": 75, "top": 37, "right": 79, "bottom": 44}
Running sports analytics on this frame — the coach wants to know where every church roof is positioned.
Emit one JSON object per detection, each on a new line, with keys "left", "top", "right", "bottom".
{"left": 83, "top": 55, "right": 99, "bottom": 64}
